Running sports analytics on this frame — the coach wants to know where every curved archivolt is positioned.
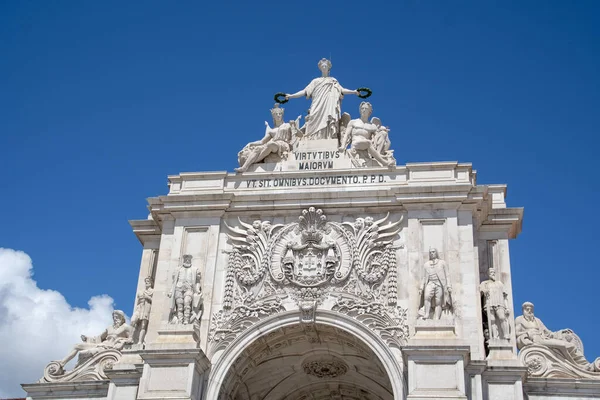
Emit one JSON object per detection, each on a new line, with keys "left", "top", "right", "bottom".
{"left": 219, "top": 323, "right": 393, "bottom": 400}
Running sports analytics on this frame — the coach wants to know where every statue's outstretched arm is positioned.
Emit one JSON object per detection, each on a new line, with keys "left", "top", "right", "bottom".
{"left": 341, "top": 87, "right": 359, "bottom": 96}
{"left": 286, "top": 90, "right": 305, "bottom": 100}
{"left": 88, "top": 329, "right": 108, "bottom": 344}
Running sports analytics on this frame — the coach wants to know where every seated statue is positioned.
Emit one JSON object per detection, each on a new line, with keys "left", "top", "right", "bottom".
{"left": 516, "top": 302, "right": 600, "bottom": 374}
{"left": 57, "top": 310, "right": 133, "bottom": 368}
{"left": 235, "top": 104, "right": 300, "bottom": 173}
{"left": 339, "top": 102, "right": 395, "bottom": 168}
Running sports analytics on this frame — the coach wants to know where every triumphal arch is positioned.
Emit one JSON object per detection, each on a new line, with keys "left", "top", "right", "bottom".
{"left": 24, "top": 59, "right": 600, "bottom": 399}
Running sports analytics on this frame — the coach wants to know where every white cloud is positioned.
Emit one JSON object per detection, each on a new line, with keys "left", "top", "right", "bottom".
{"left": 0, "top": 248, "right": 119, "bottom": 398}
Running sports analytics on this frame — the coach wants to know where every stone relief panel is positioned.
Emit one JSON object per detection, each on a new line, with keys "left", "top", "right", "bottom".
{"left": 516, "top": 302, "right": 600, "bottom": 379}
{"left": 208, "top": 207, "right": 408, "bottom": 355}
{"left": 180, "top": 226, "right": 209, "bottom": 269}
{"left": 40, "top": 310, "right": 133, "bottom": 383}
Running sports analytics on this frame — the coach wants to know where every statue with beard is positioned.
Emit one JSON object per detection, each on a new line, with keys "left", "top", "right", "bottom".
{"left": 516, "top": 302, "right": 599, "bottom": 372}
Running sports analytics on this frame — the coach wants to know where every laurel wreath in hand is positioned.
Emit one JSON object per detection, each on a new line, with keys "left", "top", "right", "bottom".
{"left": 357, "top": 87, "right": 372, "bottom": 99}
{"left": 274, "top": 92, "right": 289, "bottom": 104}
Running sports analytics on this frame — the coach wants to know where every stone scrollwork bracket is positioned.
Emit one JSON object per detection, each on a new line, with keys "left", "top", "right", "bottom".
{"left": 520, "top": 345, "right": 600, "bottom": 380}
{"left": 40, "top": 349, "right": 122, "bottom": 383}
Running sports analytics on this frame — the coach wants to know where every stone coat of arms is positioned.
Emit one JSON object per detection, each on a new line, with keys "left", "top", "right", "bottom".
{"left": 208, "top": 207, "right": 408, "bottom": 354}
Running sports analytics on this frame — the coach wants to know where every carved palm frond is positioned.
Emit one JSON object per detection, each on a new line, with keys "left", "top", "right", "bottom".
{"left": 224, "top": 218, "right": 283, "bottom": 287}
{"left": 356, "top": 214, "right": 403, "bottom": 268}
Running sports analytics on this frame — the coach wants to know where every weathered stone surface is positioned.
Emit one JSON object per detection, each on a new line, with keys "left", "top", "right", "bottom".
{"left": 23, "top": 61, "right": 596, "bottom": 400}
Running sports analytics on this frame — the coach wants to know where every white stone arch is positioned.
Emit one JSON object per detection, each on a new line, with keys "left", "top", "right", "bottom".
{"left": 205, "top": 309, "right": 405, "bottom": 400}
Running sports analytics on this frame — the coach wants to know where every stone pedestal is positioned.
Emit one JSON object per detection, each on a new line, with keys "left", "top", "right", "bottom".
{"left": 148, "top": 322, "right": 200, "bottom": 350}
{"left": 486, "top": 338, "right": 515, "bottom": 361}
{"left": 413, "top": 319, "right": 456, "bottom": 339}
{"left": 137, "top": 321, "right": 209, "bottom": 400}
{"left": 403, "top": 345, "right": 470, "bottom": 400}
{"left": 137, "top": 348, "right": 210, "bottom": 400}
{"left": 482, "top": 364, "right": 526, "bottom": 400}
{"left": 106, "top": 367, "right": 143, "bottom": 400}
{"left": 22, "top": 381, "right": 110, "bottom": 399}
{"left": 106, "top": 349, "right": 144, "bottom": 400}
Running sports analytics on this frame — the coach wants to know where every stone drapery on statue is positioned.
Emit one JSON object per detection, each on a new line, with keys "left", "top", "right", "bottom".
{"left": 236, "top": 104, "right": 300, "bottom": 173}
{"left": 168, "top": 254, "right": 204, "bottom": 325}
{"left": 234, "top": 59, "right": 398, "bottom": 172}
{"left": 284, "top": 58, "right": 360, "bottom": 139}
{"left": 516, "top": 302, "right": 600, "bottom": 379}
{"left": 339, "top": 102, "right": 395, "bottom": 167}
{"left": 41, "top": 310, "right": 133, "bottom": 383}
{"left": 418, "top": 248, "right": 453, "bottom": 320}
{"left": 480, "top": 268, "right": 510, "bottom": 341}
{"left": 131, "top": 276, "right": 154, "bottom": 344}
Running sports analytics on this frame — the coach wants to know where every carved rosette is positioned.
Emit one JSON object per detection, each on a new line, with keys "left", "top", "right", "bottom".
{"left": 303, "top": 359, "right": 348, "bottom": 378}
{"left": 40, "top": 349, "right": 121, "bottom": 383}
{"left": 209, "top": 207, "right": 407, "bottom": 354}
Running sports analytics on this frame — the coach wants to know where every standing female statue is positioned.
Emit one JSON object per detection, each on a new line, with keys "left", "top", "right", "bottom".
{"left": 283, "top": 58, "right": 360, "bottom": 139}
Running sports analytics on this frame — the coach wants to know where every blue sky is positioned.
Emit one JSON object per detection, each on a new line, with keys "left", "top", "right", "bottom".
{"left": 1, "top": 0, "right": 599, "bottom": 394}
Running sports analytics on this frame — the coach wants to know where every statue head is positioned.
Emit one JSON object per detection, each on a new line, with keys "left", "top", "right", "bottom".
{"left": 182, "top": 254, "right": 193, "bottom": 268}
{"left": 270, "top": 104, "right": 284, "bottom": 124}
{"left": 522, "top": 302, "right": 535, "bottom": 320}
{"left": 488, "top": 268, "right": 496, "bottom": 281}
{"left": 112, "top": 310, "right": 126, "bottom": 327}
{"left": 359, "top": 102, "right": 373, "bottom": 118}
{"left": 353, "top": 217, "right": 365, "bottom": 230}
{"left": 261, "top": 221, "right": 272, "bottom": 232}
{"left": 144, "top": 276, "right": 153, "bottom": 288}
{"left": 318, "top": 58, "right": 332, "bottom": 76}
{"left": 428, "top": 247, "right": 439, "bottom": 260}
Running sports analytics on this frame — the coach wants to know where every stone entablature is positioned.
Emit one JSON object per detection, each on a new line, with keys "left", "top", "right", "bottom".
{"left": 166, "top": 160, "right": 476, "bottom": 195}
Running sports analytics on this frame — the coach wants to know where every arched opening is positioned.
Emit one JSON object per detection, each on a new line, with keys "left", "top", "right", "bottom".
{"left": 208, "top": 312, "right": 402, "bottom": 400}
